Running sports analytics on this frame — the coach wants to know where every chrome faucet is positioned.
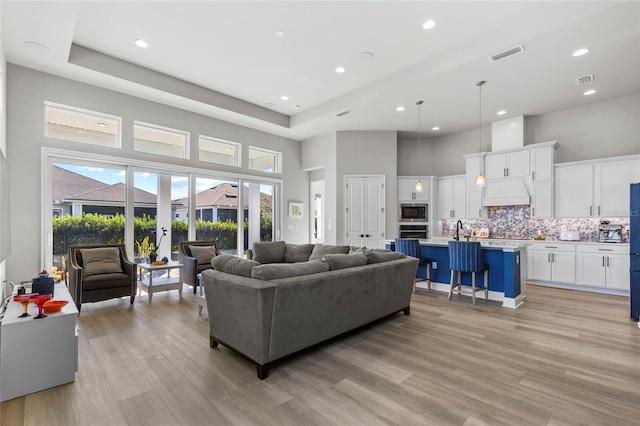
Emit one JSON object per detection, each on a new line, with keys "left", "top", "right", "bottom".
{"left": 454, "top": 220, "right": 463, "bottom": 241}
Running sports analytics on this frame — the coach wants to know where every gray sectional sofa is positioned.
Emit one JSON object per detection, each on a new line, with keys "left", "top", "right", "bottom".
{"left": 201, "top": 241, "right": 419, "bottom": 379}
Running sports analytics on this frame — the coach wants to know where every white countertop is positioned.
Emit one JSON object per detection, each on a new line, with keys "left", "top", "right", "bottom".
{"left": 387, "top": 238, "right": 529, "bottom": 250}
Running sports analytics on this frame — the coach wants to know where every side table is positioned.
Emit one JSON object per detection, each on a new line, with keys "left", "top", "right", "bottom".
{"left": 137, "top": 262, "right": 184, "bottom": 302}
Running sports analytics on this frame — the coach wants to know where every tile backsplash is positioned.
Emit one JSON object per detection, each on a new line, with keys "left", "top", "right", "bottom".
{"left": 440, "top": 206, "right": 629, "bottom": 241}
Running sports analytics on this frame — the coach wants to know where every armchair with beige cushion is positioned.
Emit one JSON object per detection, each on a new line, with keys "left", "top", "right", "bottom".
{"left": 68, "top": 244, "right": 137, "bottom": 312}
{"left": 178, "top": 241, "right": 220, "bottom": 294}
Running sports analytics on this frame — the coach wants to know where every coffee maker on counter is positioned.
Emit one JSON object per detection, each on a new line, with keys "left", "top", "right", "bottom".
{"left": 598, "top": 221, "right": 622, "bottom": 243}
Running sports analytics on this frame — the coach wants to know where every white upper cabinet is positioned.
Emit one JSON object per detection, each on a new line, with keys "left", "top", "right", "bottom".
{"left": 554, "top": 163, "right": 595, "bottom": 218}
{"left": 437, "top": 175, "right": 466, "bottom": 219}
{"left": 594, "top": 158, "right": 640, "bottom": 217}
{"left": 555, "top": 156, "right": 640, "bottom": 218}
{"left": 398, "top": 177, "right": 429, "bottom": 202}
{"left": 530, "top": 144, "right": 555, "bottom": 181}
{"left": 530, "top": 181, "right": 553, "bottom": 218}
{"left": 485, "top": 150, "right": 530, "bottom": 180}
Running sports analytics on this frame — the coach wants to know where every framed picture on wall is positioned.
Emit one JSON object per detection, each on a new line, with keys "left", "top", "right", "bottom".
{"left": 288, "top": 202, "right": 303, "bottom": 218}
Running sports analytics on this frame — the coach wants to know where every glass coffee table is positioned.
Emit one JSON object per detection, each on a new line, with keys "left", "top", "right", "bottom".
{"left": 137, "top": 262, "right": 184, "bottom": 302}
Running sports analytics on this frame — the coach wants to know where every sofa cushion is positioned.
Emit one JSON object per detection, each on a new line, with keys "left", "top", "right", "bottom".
{"left": 284, "top": 243, "right": 314, "bottom": 263}
{"left": 308, "top": 244, "right": 351, "bottom": 261}
{"left": 82, "top": 272, "right": 131, "bottom": 291}
{"left": 211, "top": 255, "right": 259, "bottom": 278}
{"left": 252, "top": 241, "right": 286, "bottom": 264}
{"left": 322, "top": 253, "right": 368, "bottom": 270}
{"left": 188, "top": 245, "right": 218, "bottom": 265}
{"left": 251, "top": 260, "right": 330, "bottom": 281}
{"left": 366, "top": 250, "right": 406, "bottom": 264}
{"left": 80, "top": 247, "right": 123, "bottom": 276}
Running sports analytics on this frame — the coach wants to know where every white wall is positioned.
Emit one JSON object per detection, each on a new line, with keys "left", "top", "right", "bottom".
{"left": 398, "top": 94, "right": 640, "bottom": 177}
{"left": 301, "top": 133, "right": 337, "bottom": 243}
{"left": 5, "top": 64, "right": 308, "bottom": 281}
{"left": 335, "top": 131, "right": 398, "bottom": 241}
{"left": 0, "top": 3, "right": 6, "bottom": 297}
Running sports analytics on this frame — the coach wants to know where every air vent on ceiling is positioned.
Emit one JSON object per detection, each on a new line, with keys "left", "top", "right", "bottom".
{"left": 576, "top": 74, "right": 595, "bottom": 85}
{"left": 336, "top": 109, "right": 352, "bottom": 117}
{"left": 489, "top": 44, "right": 525, "bottom": 62}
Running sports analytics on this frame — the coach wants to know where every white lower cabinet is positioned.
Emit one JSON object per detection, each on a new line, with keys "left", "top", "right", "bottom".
{"left": 527, "top": 243, "right": 575, "bottom": 284}
{"left": 576, "top": 245, "right": 630, "bottom": 290}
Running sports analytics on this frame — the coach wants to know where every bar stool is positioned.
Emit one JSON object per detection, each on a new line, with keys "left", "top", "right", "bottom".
{"left": 448, "top": 241, "right": 488, "bottom": 304}
{"left": 395, "top": 238, "right": 431, "bottom": 292}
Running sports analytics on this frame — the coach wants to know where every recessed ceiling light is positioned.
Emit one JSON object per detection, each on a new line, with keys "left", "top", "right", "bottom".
{"left": 360, "top": 52, "right": 375, "bottom": 62}
{"left": 396, "top": 106, "right": 405, "bottom": 112}
{"left": 97, "top": 122, "right": 108, "bottom": 128}
{"left": 422, "top": 20, "right": 437, "bottom": 30}
{"left": 432, "top": 126, "right": 440, "bottom": 131}
{"left": 497, "top": 110, "right": 507, "bottom": 115}
{"left": 134, "top": 39, "right": 149, "bottom": 48}
{"left": 583, "top": 89, "right": 597, "bottom": 96}
{"left": 281, "top": 95, "right": 289, "bottom": 101}
{"left": 275, "top": 30, "right": 285, "bottom": 38}
{"left": 295, "top": 105, "right": 301, "bottom": 109}
{"left": 572, "top": 48, "right": 589, "bottom": 57}
{"left": 265, "top": 102, "right": 276, "bottom": 108}
{"left": 335, "top": 66, "right": 346, "bottom": 73}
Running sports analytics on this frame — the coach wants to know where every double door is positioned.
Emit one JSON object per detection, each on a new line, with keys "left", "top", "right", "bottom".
{"left": 345, "top": 176, "right": 385, "bottom": 248}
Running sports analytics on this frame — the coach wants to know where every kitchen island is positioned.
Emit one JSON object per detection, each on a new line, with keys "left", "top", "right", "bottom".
{"left": 386, "top": 238, "right": 528, "bottom": 308}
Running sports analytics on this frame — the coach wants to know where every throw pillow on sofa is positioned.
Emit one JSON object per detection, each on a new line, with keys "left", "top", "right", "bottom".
{"left": 211, "top": 255, "right": 260, "bottom": 278}
{"left": 308, "top": 244, "right": 351, "bottom": 261}
{"left": 252, "top": 241, "right": 286, "bottom": 263}
{"left": 284, "top": 243, "right": 314, "bottom": 263}
{"left": 322, "top": 253, "right": 368, "bottom": 270}
{"left": 188, "top": 245, "right": 218, "bottom": 265}
{"left": 251, "top": 260, "right": 330, "bottom": 281}
{"left": 80, "top": 247, "right": 123, "bottom": 276}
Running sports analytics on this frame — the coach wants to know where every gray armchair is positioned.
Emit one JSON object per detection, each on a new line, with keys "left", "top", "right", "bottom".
{"left": 68, "top": 244, "right": 137, "bottom": 312}
{"left": 178, "top": 241, "right": 220, "bottom": 294}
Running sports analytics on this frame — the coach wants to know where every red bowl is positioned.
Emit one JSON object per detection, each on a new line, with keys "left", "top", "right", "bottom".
{"left": 43, "top": 300, "right": 68, "bottom": 313}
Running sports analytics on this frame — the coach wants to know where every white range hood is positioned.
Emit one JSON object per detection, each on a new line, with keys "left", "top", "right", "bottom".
{"left": 482, "top": 179, "right": 530, "bottom": 206}
{"left": 481, "top": 115, "right": 531, "bottom": 207}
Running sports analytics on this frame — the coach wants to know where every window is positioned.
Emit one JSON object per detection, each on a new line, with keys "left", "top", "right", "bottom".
{"left": 199, "top": 135, "right": 240, "bottom": 167}
{"left": 134, "top": 122, "right": 189, "bottom": 159}
{"left": 45, "top": 102, "right": 121, "bottom": 148}
{"left": 249, "top": 146, "right": 281, "bottom": 173}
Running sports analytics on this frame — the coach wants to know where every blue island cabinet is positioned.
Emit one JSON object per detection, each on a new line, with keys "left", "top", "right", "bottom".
{"left": 387, "top": 240, "right": 524, "bottom": 308}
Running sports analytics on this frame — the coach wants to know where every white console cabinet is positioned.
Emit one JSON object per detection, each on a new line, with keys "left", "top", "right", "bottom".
{"left": 0, "top": 282, "right": 78, "bottom": 402}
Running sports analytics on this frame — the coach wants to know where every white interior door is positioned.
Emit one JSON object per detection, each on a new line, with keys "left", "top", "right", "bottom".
{"left": 310, "top": 180, "right": 325, "bottom": 244}
{"left": 345, "top": 176, "right": 385, "bottom": 249}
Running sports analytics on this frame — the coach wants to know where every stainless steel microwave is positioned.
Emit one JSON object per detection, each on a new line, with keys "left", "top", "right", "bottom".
{"left": 399, "top": 203, "right": 428, "bottom": 222}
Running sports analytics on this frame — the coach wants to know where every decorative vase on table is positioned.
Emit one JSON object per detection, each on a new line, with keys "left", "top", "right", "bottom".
{"left": 149, "top": 251, "right": 157, "bottom": 263}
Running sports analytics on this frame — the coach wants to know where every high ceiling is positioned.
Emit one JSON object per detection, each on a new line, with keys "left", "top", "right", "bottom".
{"left": 2, "top": 1, "right": 639, "bottom": 141}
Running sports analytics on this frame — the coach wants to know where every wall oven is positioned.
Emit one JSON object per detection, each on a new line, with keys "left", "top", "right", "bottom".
{"left": 399, "top": 203, "right": 428, "bottom": 222}
{"left": 399, "top": 224, "right": 428, "bottom": 239}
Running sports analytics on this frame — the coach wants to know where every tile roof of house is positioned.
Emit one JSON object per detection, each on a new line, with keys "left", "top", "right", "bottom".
{"left": 173, "top": 182, "right": 270, "bottom": 209}
{"left": 53, "top": 165, "right": 162, "bottom": 205}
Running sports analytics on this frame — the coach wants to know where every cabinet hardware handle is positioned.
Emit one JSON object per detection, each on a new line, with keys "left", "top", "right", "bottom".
{"left": 545, "top": 246, "right": 558, "bottom": 249}
{"left": 366, "top": 234, "right": 371, "bottom": 238}
{"left": 598, "top": 206, "right": 601, "bottom": 216}
{"left": 552, "top": 253, "right": 555, "bottom": 262}
{"left": 479, "top": 209, "right": 481, "bottom": 217}
{"left": 360, "top": 234, "right": 364, "bottom": 238}
{"left": 602, "top": 256, "right": 605, "bottom": 267}
{"left": 598, "top": 248, "right": 613, "bottom": 252}
{"left": 606, "top": 257, "right": 610, "bottom": 267}
{"left": 532, "top": 171, "right": 535, "bottom": 180}
{"left": 548, "top": 253, "right": 551, "bottom": 262}
{"left": 532, "top": 207, "right": 535, "bottom": 216}
{"left": 504, "top": 168, "right": 507, "bottom": 177}
{"left": 590, "top": 206, "right": 593, "bottom": 216}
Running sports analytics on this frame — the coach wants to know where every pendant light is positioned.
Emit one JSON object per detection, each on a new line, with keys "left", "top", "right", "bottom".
{"left": 475, "top": 81, "right": 486, "bottom": 187}
{"left": 415, "top": 100, "right": 424, "bottom": 192}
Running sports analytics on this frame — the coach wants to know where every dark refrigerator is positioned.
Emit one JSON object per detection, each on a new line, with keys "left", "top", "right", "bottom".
{"left": 631, "top": 183, "right": 640, "bottom": 321}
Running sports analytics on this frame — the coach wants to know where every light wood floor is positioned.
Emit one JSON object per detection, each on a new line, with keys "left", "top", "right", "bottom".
{"left": 2, "top": 284, "right": 639, "bottom": 426}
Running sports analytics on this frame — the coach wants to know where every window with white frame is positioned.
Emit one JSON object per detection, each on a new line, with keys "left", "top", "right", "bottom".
{"left": 134, "top": 121, "right": 189, "bottom": 159}
{"left": 199, "top": 135, "right": 241, "bottom": 167}
{"left": 248, "top": 146, "right": 281, "bottom": 173}
{"left": 45, "top": 102, "right": 121, "bottom": 148}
